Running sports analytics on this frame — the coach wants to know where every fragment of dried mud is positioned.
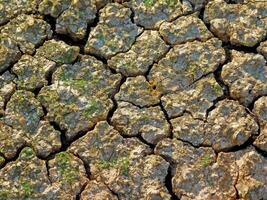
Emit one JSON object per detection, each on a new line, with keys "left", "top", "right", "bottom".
{"left": 115, "top": 76, "right": 161, "bottom": 107}
{"left": 0, "top": 0, "right": 38, "bottom": 25}
{"left": 221, "top": 50, "right": 267, "bottom": 106}
{"left": 0, "top": 147, "right": 86, "bottom": 199}
{"left": 111, "top": 102, "right": 170, "bottom": 144}
{"left": 204, "top": 0, "right": 267, "bottom": 47}
{"left": 253, "top": 96, "right": 267, "bottom": 151}
{"left": 234, "top": 147, "right": 267, "bottom": 199}
{"left": 0, "top": 15, "right": 52, "bottom": 54}
{"left": 36, "top": 39, "right": 80, "bottom": 64}
{"left": 108, "top": 30, "right": 169, "bottom": 76}
{"left": 38, "top": 55, "right": 121, "bottom": 139}
{"left": 48, "top": 151, "right": 88, "bottom": 197}
{"left": 0, "top": 156, "right": 4, "bottom": 168}
{"left": 80, "top": 180, "right": 117, "bottom": 200}
{"left": 126, "top": 0, "right": 192, "bottom": 29}
{"left": 257, "top": 40, "right": 267, "bottom": 60}
{"left": 0, "top": 147, "right": 54, "bottom": 199}
{"left": 159, "top": 13, "right": 212, "bottom": 45}
{"left": 148, "top": 38, "right": 225, "bottom": 94}
{"left": 171, "top": 99, "right": 258, "bottom": 151}
{"left": 155, "top": 138, "right": 238, "bottom": 200}
{"left": 13, "top": 55, "right": 56, "bottom": 91}
{"left": 0, "top": 71, "right": 16, "bottom": 115}
{"left": 0, "top": 122, "right": 26, "bottom": 159}
{"left": 3, "top": 90, "right": 61, "bottom": 157}
{"left": 156, "top": 139, "right": 267, "bottom": 199}
{"left": 0, "top": 35, "right": 21, "bottom": 73}
{"left": 85, "top": 3, "right": 142, "bottom": 59}
{"left": 39, "top": 0, "right": 97, "bottom": 40}
{"left": 69, "top": 121, "right": 171, "bottom": 199}
{"left": 162, "top": 74, "right": 223, "bottom": 120}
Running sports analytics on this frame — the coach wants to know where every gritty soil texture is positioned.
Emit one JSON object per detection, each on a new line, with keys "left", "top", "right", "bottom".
{"left": 0, "top": 0, "right": 266, "bottom": 199}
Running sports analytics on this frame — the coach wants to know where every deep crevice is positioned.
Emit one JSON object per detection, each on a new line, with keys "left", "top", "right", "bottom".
{"left": 254, "top": 146, "right": 267, "bottom": 158}
{"left": 88, "top": 53, "right": 108, "bottom": 65}
{"left": 43, "top": 15, "right": 56, "bottom": 32}
{"left": 219, "top": 137, "right": 256, "bottom": 153}
{"left": 223, "top": 42, "right": 259, "bottom": 54}
{"left": 47, "top": 121, "right": 98, "bottom": 160}
{"left": 165, "top": 166, "right": 180, "bottom": 200}
{"left": 159, "top": 100, "right": 174, "bottom": 139}
{"left": 75, "top": 182, "right": 88, "bottom": 200}
{"left": 45, "top": 160, "right": 52, "bottom": 184}
{"left": 73, "top": 153, "right": 91, "bottom": 179}
{"left": 247, "top": 95, "right": 265, "bottom": 111}
{"left": 213, "top": 65, "right": 231, "bottom": 99}
{"left": 144, "top": 46, "right": 172, "bottom": 82}
{"left": 0, "top": 145, "right": 28, "bottom": 169}
{"left": 2, "top": 84, "right": 17, "bottom": 112}
{"left": 114, "top": 130, "right": 155, "bottom": 149}
{"left": 49, "top": 121, "right": 68, "bottom": 152}
{"left": 104, "top": 183, "right": 120, "bottom": 199}
{"left": 43, "top": 12, "right": 101, "bottom": 54}
{"left": 107, "top": 76, "right": 127, "bottom": 124}
{"left": 198, "top": 3, "right": 205, "bottom": 21}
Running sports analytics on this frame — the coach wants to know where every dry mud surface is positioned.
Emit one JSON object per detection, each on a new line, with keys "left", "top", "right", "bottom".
{"left": 0, "top": 0, "right": 267, "bottom": 199}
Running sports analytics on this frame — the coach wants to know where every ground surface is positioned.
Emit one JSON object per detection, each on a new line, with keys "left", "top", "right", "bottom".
{"left": 0, "top": 0, "right": 267, "bottom": 199}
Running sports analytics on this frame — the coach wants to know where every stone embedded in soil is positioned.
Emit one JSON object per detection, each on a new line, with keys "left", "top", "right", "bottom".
{"left": 0, "top": 0, "right": 38, "bottom": 25}
{"left": 0, "top": 35, "right": 21, "bottom": 73}
{"left": 126, "top": 0, "right": 192, "bottom": 29}
{"left": 3, "top": 90, "right": 61, "bottom": 157}
{"left": 148, "top": 38, "right": 226, "bottom": 95}
{"left": 115, "top": 76, "right": 161, "bottom": 107}
{"left": 12, "top": 55, "right": 56, "bottom": 91}
{"left": 204, "top": 0, "right": 267, "bottom": 47}
{"left": 257, "top": 40, "right": 267, "bottom": 60}
{"left": 111, "top": 102, "right": 170, "bottom": 144}
{"left": 38, "top": 55, "right": 121, "bottom": 140}
{"left": 108, "top": 30, "right": 169, "bottom": 76}
{"left": 55, "top": 0, "right": 97, "bottom": 40}
{"left": 35, "top": 39, "right": 80, "bottom": 64}
{"left": 253, "top": 96, "right": 267, "bottom": 152}
{"left": 159, "top": 13, "right": 213, "bottom": 45}
{"left": 161, "top": 74, "right": 223, "bottom": 120}
{"left": 48, "top": 151, "right": 88, "bottom": 197}
{"left": 0, "top": 147, "right": 85, "bottom": 199}
{"left": 80, "top": 180, "right": 118, "bottom": 200}
{"left": 0, "top": 71, "right": 16, "bottom": 115}
{"left": 221, "top": 50, "right": 267, "bottom": 106}
{"left": 155, "top": 138, "right": 238, "bottom": 200}
{"left": 69, "top": 121, "right": 171, "bottom": 199}
{"left": 84, "top": 3, "right": 142, "bottom": 59}
{"left": 171, "top": 99, "right": 258, "bottom": 151}
{"left": 0, "top": 14, "right": 52, "bottom": 54}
